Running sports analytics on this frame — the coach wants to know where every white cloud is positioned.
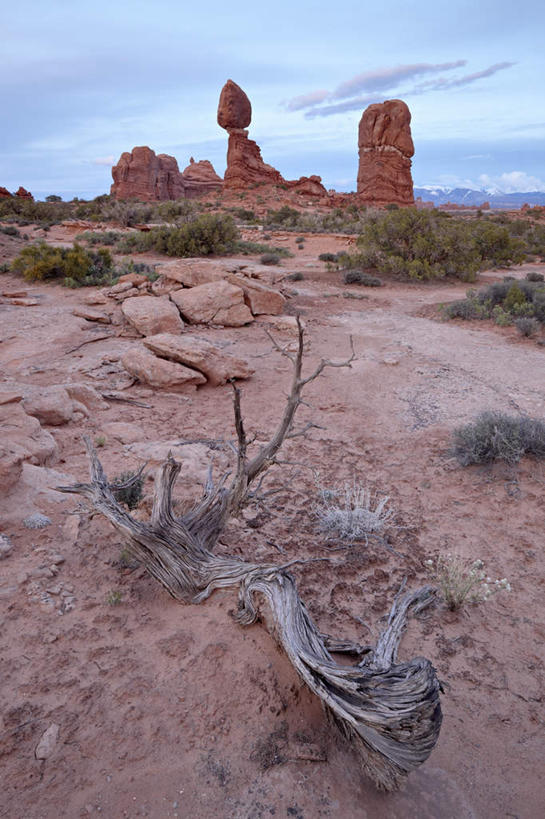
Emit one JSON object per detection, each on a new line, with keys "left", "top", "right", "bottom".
{"left": 479, "top": 171, "right": 545, "bottom": 193}
{"left": 91, "top": 155, "right": 115, "bottom": 166}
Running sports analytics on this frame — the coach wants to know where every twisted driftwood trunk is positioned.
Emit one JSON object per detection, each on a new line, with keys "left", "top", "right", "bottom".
{"left": 59, "top": 321, "right": 442, "bottom": 791}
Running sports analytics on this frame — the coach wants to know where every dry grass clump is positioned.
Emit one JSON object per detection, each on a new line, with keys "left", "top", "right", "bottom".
{"left": 451, "top": 411, "right": 545, "bottom": 465}
{"left": 315, "top": 482, "right": 394, "bottom": 540}
{"left": 424, "top": 555, "right": 511, "bottom": 611}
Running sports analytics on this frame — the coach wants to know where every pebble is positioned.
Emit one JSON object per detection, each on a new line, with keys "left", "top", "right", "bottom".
{"left": 35, "top": 723, "right": 59, "bottom": 759}
{"left": 50, "top": 553, "right": 65, "bottom": 565}
{"left": 23, "top": 513, "right": 52, "bottom": 530}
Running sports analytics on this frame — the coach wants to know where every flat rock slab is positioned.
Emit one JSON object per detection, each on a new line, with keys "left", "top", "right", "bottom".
{"left": 158, "top": 260, "right": 229, "bottom": 288}
{"left": 121, "top": 295, "right": 184, "bottom": 336}
{"left": 143, "top": 333, "right": 254, "bottom": 386}
{"left": 170, "top": 280, "right": 253, "bottom": 327}
{"left": 227, "top": 273, "right": 286, "bottom": 315}
{"left": 101, "top": 421, "right": 145, "bottom": 444}
{"left": 72, "top": 306, "right": 111, "bottom": 323}
{"left": 121, "top": 347, "right": 206, "bottom": 389}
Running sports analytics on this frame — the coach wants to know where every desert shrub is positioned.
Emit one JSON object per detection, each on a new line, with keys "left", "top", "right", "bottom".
{"left": 10, "top": 242, "right": 115, "bottom": 286}
{"left": 346, "top": 209, "right": 528, "bottom": 282}
{"left": 76, "top": 230, "right": 122, "bottom": 246}
{"left": 260, "top": 253, "right": 280, "bottom": 265}
{"left": 112, "top": 470, "right": 144, "bottom": 510}
{"left": 445, "top": 279, "right": 545, "bottom": 325}
{"left": 451, "top": 411, "right": 545, "bottom": 465}
{"left": 286, "top": 271, "right": 304, "bottom": 281}
{"left": 526, "top": 271, "right": 544, "bottom": 282}
{"left": 314, "top": 483, "right": 394, "bottom": 540}
{"left": 232, "top": 207, "right": 256, "bottom": 223}
{"left": 0, "top": 225, "right": 20, "bottom": 237}
{"left": 343, "top": 269, "right": 383, "bottom": 286}
{"left": 115, "top": 213, "right": 239, "bottom": 257}
{"left": 235, "top": 240, "right": 292, "bottom": 258}
{"left": 443, "top": 297, "right": 486, "bottom": 320}
{"left": 514, "top": 317, "right": 540, "bottom": 337}
{"left": 424, "top": 555, "right": 511, "bottom": 610}
{"left": 318, "top": 252, "right": 338, "bottom": 262}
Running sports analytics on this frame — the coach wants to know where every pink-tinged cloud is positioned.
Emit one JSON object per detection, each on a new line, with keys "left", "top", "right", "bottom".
{"left": 285, "top": 89, "right": 330, "bottom": 111}
{"left": 331, "top": 61, "right": 466, "bottom": 100}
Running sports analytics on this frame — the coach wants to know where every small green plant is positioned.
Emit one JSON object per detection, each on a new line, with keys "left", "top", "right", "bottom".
{"left": 424, "top": 555, "right": 511, "bottom": 610}
{"left": 451, "top": 411, "right": 545, "bottom": 465}
{"left": 514, "top": 316, "right": 540, "bottom": 337}
{"left": 94, "top": 435, "right": 106, "bottom": 448}
{"left": 343, "top": 270, "right": 383, "bottom": 287}
{"left": 118, "top": 548, "right": 139, "bottom": 570}
{"left": 106, "top": 589, "right": 123, "bottom": 606}
{"left": 112, "top": 469, "right": 145, "bottom": 510}
{"left": 260, "top": 253, "right": 281, "bottom": 266}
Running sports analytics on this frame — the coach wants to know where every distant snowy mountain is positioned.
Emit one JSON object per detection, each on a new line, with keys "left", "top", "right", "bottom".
{"left": 414, "top": 186, "right": 545, "bottom": 208}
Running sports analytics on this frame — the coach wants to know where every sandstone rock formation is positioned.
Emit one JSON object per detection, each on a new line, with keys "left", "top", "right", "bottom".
{"left": 111, "top": 147, "right": 222, "bottom": 201}
{"left": 218, "top": 79, "right": 327, "bottom": 195}
{"left": 227, "top": 274, "right": 286, "bottom": 315}
{"left": 111, "top": 147, "right": 186, "bottom": 201}
{"left": 357, "top": 99, "right": 414, "bottom": 206}
{"left": 121, "top": 347, "right": 206, "bottom": 389}
{"left": 22, "top": 387, "right": 80, "bottom": 426}
{"left": 15, "top": 186, "right": 33, "bottom": 200}
{"left": 0, "top": 187, "right": 12, "bottom": 198}
{"left": 181, "top": 158, "right": 223, "bottom": 197}
{"left": 121, "top": 295, "right": 184, "bottom": 336}
{"left": 170, "top": 280, "right": 253, "bottom": 326}
{"left": 143, "top": 333, "right": 254, "bottom": 386}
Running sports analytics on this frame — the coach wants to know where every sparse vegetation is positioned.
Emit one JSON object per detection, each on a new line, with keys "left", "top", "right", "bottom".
{"left": 114, "top": 213, "right": 239, "bottom": 257}
{"left": 343, "top": 269, "right": 383, "bottom": 286}
{"left": 260, "top": 252, "right": 281, "bottom": 265}
{"left": 10, "top": 242, "right": 116, "bottom": 287}
{"left": 444, "top": 279, "right": 545, "bottom": 327}
{"left": 112, "top": 469, "right": 145, "bottom": 510}
{"left": 424, "top": 555, "right": 511, "bottom": 611}
{"left": 451, "top": 411, "right": 545, "bottom": 465}
{"left": 526, "top": 271, "right": 544, "bottom": 282}
{"left": 314, "top": 482, "right": 394, "bottom": 540}
{"left": 94, "top": 435, "right": 106, "bottom": 448}
{"left": 106, "top": 590, "right": 123, "bottom": 606}
{"left": 514, "top": 316, "right": 540, "bottom": 337}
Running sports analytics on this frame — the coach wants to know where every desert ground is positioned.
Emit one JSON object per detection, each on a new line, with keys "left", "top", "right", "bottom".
{"left": 1, "top": 224, "right": 544, "bottom": 819}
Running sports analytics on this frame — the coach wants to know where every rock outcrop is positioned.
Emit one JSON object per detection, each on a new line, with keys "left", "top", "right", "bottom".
{"left": 143, "top": 333, "right": 254, "bottom": 386}
{"left": 218, "top": 79, "right": 327, "bottom": 196}
{"left": 170, "top": 280, "right": 253, "bottom": 326}
{"left": 15, "top": 186, "right": 33, "bottom": 200}
{"left": 121, "top": 347, "right": 206, "bottom": 389}
{"left": 111, "top": 147, "right": 223, "bottom": 201}
{"left": 181, "top": 158, "right": 223, "bottom": 197}
{"left": 111, "top": 147, "right": 186, "bottom": 201}
{"left": 357, "top": 99, "right": 414, "bottom": 206}
{"left": 121, "top": 295, "right": 184, "bottom": 336}
{"left": 0, "top": 187, "right": 12, "bottom": 198}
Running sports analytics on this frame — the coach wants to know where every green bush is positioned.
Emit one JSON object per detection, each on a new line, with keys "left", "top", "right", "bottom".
{"left": 115, "top": 213, "right": 239, "bottom": 257}
{"left": 445, "top": 279, "right": 545, "bottom": 326}
{"left": 112, "top": 470, "right": 144, "bottom": 510}
{"left": 514, "top": 317, "right": 540, "bottom": 337}
{"left": 526, "top": 271, "right": 544, "bottom": 282}
{"left": 451, "top": 411, "right": 545, "bottom": 465}
{"left": 0, "top": 225, "right": 20, "bottom": 237}
{"left": 260, "top": 253, "right": 280, "bottom": 265}
{"left": 10, "top": 242, "right": 115, "bottom": 286}
{"left": 318, "top": 252, "right": 338, "bottom": 263}
{"left": 343, "top": 269, "right": 383, "bottom": 287}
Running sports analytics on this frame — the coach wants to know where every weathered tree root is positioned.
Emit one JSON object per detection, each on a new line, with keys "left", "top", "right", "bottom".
{"left": 58, "top": 321, "right": 442, "bottom": 791}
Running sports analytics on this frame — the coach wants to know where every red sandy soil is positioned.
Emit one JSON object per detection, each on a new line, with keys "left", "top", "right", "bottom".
{"left": 1, "top": 229, "right": 544, "bottom": 818}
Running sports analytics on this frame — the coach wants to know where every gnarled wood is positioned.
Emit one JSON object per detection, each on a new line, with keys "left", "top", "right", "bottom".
{"left": 58, "top": 320, "right": 442, "bottom": 791}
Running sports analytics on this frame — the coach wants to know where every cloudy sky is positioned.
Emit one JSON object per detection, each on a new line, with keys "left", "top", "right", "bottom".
{"left": 2, "top": 0, "right": 544, "bottom": 199}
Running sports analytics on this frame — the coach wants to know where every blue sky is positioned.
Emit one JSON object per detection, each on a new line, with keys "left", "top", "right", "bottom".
{"left": 2, "top": 0, "right": 544, "bottom": 199}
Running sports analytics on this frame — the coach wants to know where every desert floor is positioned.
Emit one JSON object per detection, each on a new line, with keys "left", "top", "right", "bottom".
{"left": 1, "top": 227, "right": 544, "bottom": 818}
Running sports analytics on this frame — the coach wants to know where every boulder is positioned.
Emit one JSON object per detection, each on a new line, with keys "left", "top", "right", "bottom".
{"left": 143, "top": 333, "right": 254, "bottom": 386}
{"left": 0, "top": 401, "right": 58, "bottom": 466}
{"left": 227, "top": 274, "right": 286, "bottom": 315}
{"left": 118, "top": 272, "right": 149, "bottom": 286}
{"left": 181, "top": 158, "right": 223, "bottom": 197}
{"left": 217, "top": 79, "right": 252, "bottom": 130}
{"left": 357, "top": 99, "right": 414, "bottom": 206}
{"left": 22, "top": 387, "right": 75, "bottom": 427}
{"left": 110, "top": 146, "right": 186, "bottom": 201}
{"left": 121, "top": 347, "right": 206, "bottom": 388}
{"left": 170, "top": 280, "right": 253, "bottom": 326}
{"left": 0, "top": 445, "right": 24, "bottom": 491}
{"left": 159, "top": 260, "right": 228, "bottom": 288}
{"left": 121, "top": 295, "right": 184, "bottom": 336}
{"left": 62, "top": 383, "right": 109, "bottom": 411}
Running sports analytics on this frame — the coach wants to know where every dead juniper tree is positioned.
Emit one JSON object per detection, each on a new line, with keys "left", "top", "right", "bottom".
{"left": 58, "top": 319, "right": 442, "bottom": 791}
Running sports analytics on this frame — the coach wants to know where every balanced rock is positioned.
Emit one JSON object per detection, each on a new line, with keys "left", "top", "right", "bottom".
{"left": 121, "top": 295, "right": 183, "bottom": 336}
{"left": 143, "top": 333, "right": 254, "bottom": 386}
{"left": 121, "top": 347, "right": 206, "bottom": 389}
{"left": 170, "top": 280, "right": 253, "bottom": 326}
{"left": 181, "top": 158, "right": 223, "bottom": 197}
{"left": 357, "top": 99, "right": 414, "bottom": 206}
{"left": 217, "top": 79, "right": 252, "bottom": 130}
{"left": 111, "top": 146, "right": 186, "bottom": 201}
{"left": 15, "top": 186, "right": 33, "bottom": 200}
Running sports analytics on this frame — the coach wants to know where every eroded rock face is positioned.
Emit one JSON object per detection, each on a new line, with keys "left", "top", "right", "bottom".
{"left": 111, "top": 146, "right": 186, "bottom": 201}
{"left": 0, "top": 187, "right": 12, "bottom": 198}
{"left": 121, "top": 347, "right": 206, "bottom": 389}
{"left": 170, "top": 280, "right": 253, "bottom": 327}
{"left": 217, "top": 79, "right": 252, "bottom": 130}
{"left": 357, "top": 99, "right": 414, "bottom": 206}
{"left": 121, "top": 295, "right": 184, "bottom": 336}
{"left": 143, "top": 333, "right": 254, "bottom": 386}
{"left": 227, "top": 274, "right": 286, "bottom": 315}
{"left": 15, "top": 186, "right": 33, "bottom": 200}
{"left": 181, "top": 158, "right": 223, "bottom": 197}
